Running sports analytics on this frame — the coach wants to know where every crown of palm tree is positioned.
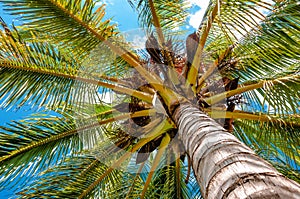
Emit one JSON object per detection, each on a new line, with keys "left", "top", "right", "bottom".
{"left": 0, "top": 0, "right": 299, "bottom": 198}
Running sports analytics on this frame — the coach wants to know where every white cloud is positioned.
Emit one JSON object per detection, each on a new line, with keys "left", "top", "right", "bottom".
{"left": 130, "top": 34, "right": 148, "bottom": 50}
{"left": 186, "top": 0, "right": 210, "bottom": 29}
{"left": 187, "top": 0, "right": 204, "bottom": 7}
{"left": 100, "top": 91, "right": 114, "bottom": 104}
{"left": 95, "top": 0, "right": 114, "bottom": 6}
{"left": 186, "top": 0, "right": 273, "bottom": 37}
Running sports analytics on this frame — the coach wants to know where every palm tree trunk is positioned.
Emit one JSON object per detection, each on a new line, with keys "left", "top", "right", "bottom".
{"left": 173, "top": 102, "right": 300, "bottom": 198}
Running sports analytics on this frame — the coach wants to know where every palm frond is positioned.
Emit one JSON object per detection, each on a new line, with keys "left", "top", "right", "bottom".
{"left": 187, "top": 0, "right": 274, "bottom": 91}
{"left": 200, "top": 0, "right": 273, "bottom": 45}
{"left": 8, "top": 112, "right": 172, "bottom": 198}
{"left": 239, "top": 73, "right": 300, "bottom": 116}
{"left": 201, "top": 0, "right": 299, "bottom": 81}
{"left": 0, "top": 1, "right": 175, "bottom": 95}
{"left": 205, "top": 73, "right": 300, "bottom": 116}
{"left": 234, "top": 120, "right": 300, "bottom": 184}
{"left": 0, "top": 30, "right": 102, "bottom": 110}
{"left": 128, "top": 0, "right": 189, "bottom": 34}
{"left": 233, "top": 127, "right": 300, "bottom": 184}
{"left": 232, "top": 3, "right": 300, "bottom": 80}
{"left": 0, "top": 0, "right": 161, "bottom": 85}
{"left": 0, "top": 28, "right": 155, "bottom": 109}
{"left": 17, "top": 156, "right": 128, "bottom": 198}
{"left": 0, "top": 0, "right": 118, "bottom": 57}
{"left": 234, "top": 117, "right": 300, "bottom": 169}
{"left": 271, "top": 156, "right": 300, "bottom": 184}
{"left": 17, "top": 153, "right": 202, "bottom": 199}
{"left": 0, "top": 112, "right": 80, "bottom": 191}
{"left": 0, "top": 106, "right": 153, "bottom": 191}
{"left": 140, "top": 151, "right": 202, "bottom": 199}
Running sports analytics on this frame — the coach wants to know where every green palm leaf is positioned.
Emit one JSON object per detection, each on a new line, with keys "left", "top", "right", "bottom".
{"left": 128, "top": 0, "right": 189, "bottom": 33}
{"left": 0, "top": 106, "right": 117, "bottom": 190}
{"left": 17, "top": 150, "right": 202, "bottom": 198}
{"left": 234, "top": 117, "right": 300, "bottom": 169}
{"left": 17, "top": 156, "right": 126, "bottom": 198}
{"left": 204, "top": 1, "right": 300, "bottom": 116}
{"left": 0, "top": 32, "right": 101, "bottom": 109}
{"left": 0, "top": 0, "right": 118, "bottom": 56}
{"left": 0, "top": 27, "right": 152, "bottom": 109}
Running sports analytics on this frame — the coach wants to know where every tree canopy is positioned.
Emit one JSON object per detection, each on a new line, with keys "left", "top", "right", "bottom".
{"left": 0, "top": 0, "right": 299, "bottom": 198}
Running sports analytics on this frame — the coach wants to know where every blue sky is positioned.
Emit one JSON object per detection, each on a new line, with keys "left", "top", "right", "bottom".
{"left": 0, "top": 4, "right": 29, "bottom": 125}
{"left": 94, "top": 0, "right": 208, "bottom": 30}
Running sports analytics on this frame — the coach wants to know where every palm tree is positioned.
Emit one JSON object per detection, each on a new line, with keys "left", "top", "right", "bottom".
{"left": 0, "top": 0, "right": 300, "bottom": 198}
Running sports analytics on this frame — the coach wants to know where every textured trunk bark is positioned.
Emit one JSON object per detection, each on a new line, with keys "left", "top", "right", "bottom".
{"left": 173, "top": 102, "right": 300, "bottom": 199}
